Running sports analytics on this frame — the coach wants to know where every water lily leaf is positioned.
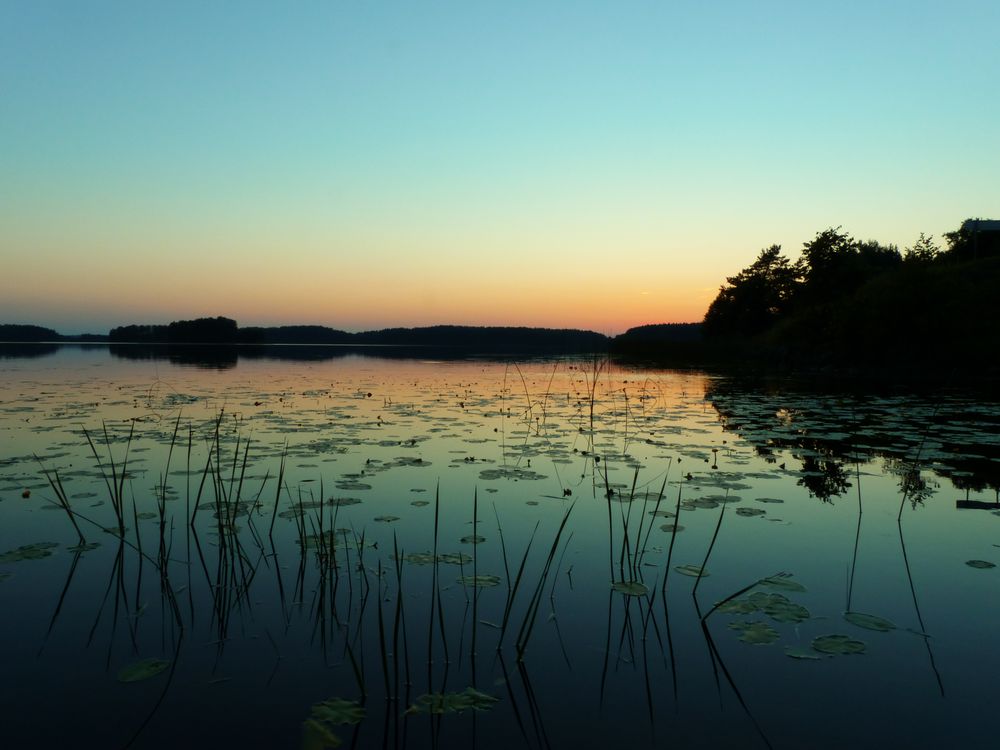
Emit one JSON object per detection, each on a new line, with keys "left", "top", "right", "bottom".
{"left": 716, "top": 598, "right": 758, "bottom": 615}
{"left": 374, "top": 515, "right": 399, "bottom": 523}
{"left": 298, "top": 532, "right": 375, "bottom": 551}
{"left": 965, "top": 560, "right": 996, "bottom": 569}
{"left": 754, "top": 497, "right": 784, "bottom": 504}
{"left": 735, "top": 508, "right": 765, "bottom": 517}
{"left": 309, "top": 697, "right": 365, "bottom": 726}
{"left": 328, "top": 497, "right": 362, "bottom": 507}
{"left": 812, "top": 634, "right": 866, "bottom": 655}
{"left": 747, "top": 591, "right": 810, "bottom": 623}
{"left": 612, "top": 580, "right": 649, "bottom": 596}
{"left": 674, "top": 564, "right": 708, "bottom": 577}
{"left": 460, "top": 535, "right": 485, "bottom": 545}
{"left": 334, "top": 480, "right": 372, "bottom": 491}
{"left": 458, "top": 575, "right": 501, "bottom": 587}
{"left": 388, "top": 456, "right": 429, "bottom": 468}
{"left": 405, "top": 687, "right": 498, "bottom": 715}
{"left": 0, "top": 542, "right": 59, "bottom": 563}
{"left": 759, "top": 575, "right": 807, "bottom": 593}
{"left": 785, "top": 646, "right": 823, "bottom": 660}
{"left": 303, "top": 719, "right": 341, "bottom": 749}
{"left": 844, "top": 611, "right": 896, "bottom": 632}
{"left": 479, "top": 467, "right": 547, "bottom": 481}
{"left": 683, "top": 497, "right": 719, "bottom": 509}
{"left": 659, "top": 523, "right": 685, "bottom": 533}
{"left": 399, "top": 552, "right": 473, "bottom": 566}
{"left": 439, "top": 552, "right": 474, "bottom": 565}
{"left": 728, "top": 620, "right": 779, "bottom": 645}
{"left": 117, "top": 657, "right": 170, "bottom": 682}
{"left": 410, "top": 500, "right": 429, "bottom": 507}
{"left": 67, "top": 542, "right": 101, "bottom": 553}
{"left": 302, "top": 697, "right": 363, "bottom": 750}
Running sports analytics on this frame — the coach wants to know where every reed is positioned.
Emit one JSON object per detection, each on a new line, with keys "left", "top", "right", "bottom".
{"left": 693, "top": 489, "right": 728, "bottom": 598}
{"left": 81, "top": 420, "right": 136, "bottom": 536}
{"left": 471, "top": 487, "right": 479, "bottom": 660}
{"left": 515, "top": 502, "right": 575, "bottom": 658}
{"left": 268, "top": 445, "right": 288, "bottom": 541}
{"left": 34, "top": 459, "right": 86, "bottom": 543}
{"left": 661, "top": 482, "right": 684, "bottom": 597}
{"left": 497, "top": 520, "right": 539, "bottom": 649}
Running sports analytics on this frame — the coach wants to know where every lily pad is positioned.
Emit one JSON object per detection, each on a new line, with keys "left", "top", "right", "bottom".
{"left": 674, "top": 564, "right": 708, "bottom": 577}
{"left": 728, "top": 620, "right": 779, "bottom": 645}
{"left": 749, "top": 591, "right": 810, "bottom": 623}
{"left": 785, "top": 646, "right": 823, "bottom": 660}
{"left": 479, "top": 467, "right": 547, "bottom": 481}
{"left": 303, "top": 697, "right": 364, "bottom": 749}
{"left": 308, "top": 697, "right": 365, "bottom": 726}
{"left": 683, "top": 497, "right": 719, "bottom": 510}
{"left": 659, "top": 523, "right": 685, "bottom": 533}
{"left": 460, "top": 535, "right": 486, "bottom": 545}
{"left": 735, "top": 508, "right": 765, "bottom": 517}
{"left": 327, "top": 497, "right": 362, "bottom": 507}
{"left": 812, "top": 634, "right": 866, "bottom": 655}
{"left": 612, "top": 580, "right": 649, "bottom": 596}
{"left": 844, "top": 611, "right": 896, "bottom": 632}
{"left": 458, "top": 575, "right": 502, "bottom": 588}
{"left": 117, "top": 657, "right": 170, "bottom": 682}
{"left": 439, "top": 552, "right": 474, "bottom": 565}
{"left": 759, "top": 575, "right": 807, "bottom": 593}
{"left": 67, "top": 542, "right": 101, "bottom": 553}
{"left": 716, "top": 598, "right": 758, "bottom": 615}
{"left": 374, "top": 515, "right": 399, "bottom": 523}
{"left": 965, "top": 560, "right": 996, "bottom": 569}
{"left": 334, "top": 481, "right": 372, "bottom": 491}
{"left": 302, "top": 720, "right": 341, "bottom": 749}
{"left": 0, "top": 542, "right": 59, "bottom": 563}
{"left": 399, "top": 552, "right": 473, "bottom": 566}
{"left": 405, "top": 687, "right": 499, "bottom": 715}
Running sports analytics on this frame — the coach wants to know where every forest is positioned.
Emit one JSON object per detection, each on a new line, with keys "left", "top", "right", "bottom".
{"left": 699, "top": 219, "right": 1000, "bottom": 369}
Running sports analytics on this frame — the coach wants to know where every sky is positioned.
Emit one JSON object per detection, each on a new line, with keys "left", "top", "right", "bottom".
{"left": 2, "top": 1, "right": 998, "bottom": 335}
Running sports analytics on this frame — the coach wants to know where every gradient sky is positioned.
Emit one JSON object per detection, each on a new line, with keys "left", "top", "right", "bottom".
{"left": 2, "top": 1, "right": 998, "bottom": 334}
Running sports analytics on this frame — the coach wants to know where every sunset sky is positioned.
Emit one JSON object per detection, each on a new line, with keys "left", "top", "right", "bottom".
{"left": 2, "top": 1, "right": 998, "bottom": 335}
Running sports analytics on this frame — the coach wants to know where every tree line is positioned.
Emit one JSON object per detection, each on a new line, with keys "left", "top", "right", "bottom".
{"left": 702, "top": 219, "right": 1000, "bottom": 368}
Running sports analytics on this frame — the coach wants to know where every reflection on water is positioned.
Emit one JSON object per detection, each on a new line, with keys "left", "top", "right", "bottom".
{"left": 0, "top": 347, "right": 998, "bottom": 749}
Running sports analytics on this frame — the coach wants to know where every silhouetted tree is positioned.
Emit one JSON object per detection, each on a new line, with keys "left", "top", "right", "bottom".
{"left": 166, "top": 317, "right": 238, "bottom": 343}
{"left": 797, "top": 227, "right": 901, "bottom": 305}
{"left": 703, "top": 245, "right": 799, "bottom": 337}
{"left": 0, "top": 324, "right": 61, "bottom": 341}
{"left": 943, "top": 218, "right": 1000, "bottom": 261}
{"left": 903, "top": 233, "right": 941, "bottom": 264}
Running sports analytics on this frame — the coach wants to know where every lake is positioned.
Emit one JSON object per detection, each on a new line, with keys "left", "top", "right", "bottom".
{"left": 1, "top": 344, "right": 998, "bottom": 749}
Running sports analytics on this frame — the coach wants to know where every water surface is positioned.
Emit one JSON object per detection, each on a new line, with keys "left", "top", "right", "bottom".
{"left": 1, "top": 345, "right": 998, "bottom": 749}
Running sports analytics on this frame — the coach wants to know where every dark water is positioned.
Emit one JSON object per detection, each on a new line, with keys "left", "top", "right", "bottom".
{"left": 1, "top": 345, "right": 998, "bottom": 749}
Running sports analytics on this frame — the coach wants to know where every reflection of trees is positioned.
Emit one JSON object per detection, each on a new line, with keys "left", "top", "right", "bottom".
{"left": 109, "top": 344, "right": 238, "bottom": 370}
{"left": 796, "top": 451, "right": 851, "bottom": 502}
{"left": 0, "top": 343, "right": 60, "bottom": 359}
{"left": 883, "top": 457, "right": 939, "bottom": 507}
{"left": 706, "top": 378, "right": 1000, "bottom": 502}
{"left": 949, "top": 472, "right": 1000, "bottom": 502}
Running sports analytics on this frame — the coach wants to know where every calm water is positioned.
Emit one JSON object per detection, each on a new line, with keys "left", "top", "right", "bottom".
{"left": 1, "top": 345, "right": 998, "bottom": 749}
